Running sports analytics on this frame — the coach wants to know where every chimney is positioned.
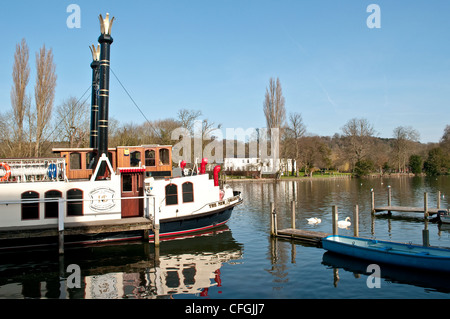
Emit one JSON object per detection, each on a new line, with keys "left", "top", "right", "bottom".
{"left": 89, "top": 44, "right": 100, "bottom": 149}
{"left": 96, "top": 13, "right": 114, "bottom": 175}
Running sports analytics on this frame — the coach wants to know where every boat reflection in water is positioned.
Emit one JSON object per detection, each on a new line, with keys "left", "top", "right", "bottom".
{"left": 322, "top": 251, "right": 450, "bottom": 294}
{"left": 0, "top": 225, "right": 242, "bottom": 299}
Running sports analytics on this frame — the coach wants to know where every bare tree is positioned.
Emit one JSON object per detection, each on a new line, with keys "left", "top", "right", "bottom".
{"left": 283, "top": 112, "right": 306, "bottom": 175}
{"left": 263, "top": 77, "right": 286, "bottom": 134}
{"left": 54, "top": 97, "right": 90, "bottom": 148}
{"left": 34, "top": 45, "right": 56, "bottom": 157}
{"left": 10, "top": 38, "right": 31, "bottom": 156}
{"left": 341, "top": 118, "right": 376, "bottom": 167}
{"left": 177, "top": 108, "right": 202, "bottom": 135}
{"left": 392, "top": 126, "right": 420, "bottom": 172}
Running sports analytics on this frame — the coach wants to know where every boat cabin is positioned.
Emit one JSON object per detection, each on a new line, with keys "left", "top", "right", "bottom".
{"left": 53, "top": 144, "right": 173, "bottom": 180}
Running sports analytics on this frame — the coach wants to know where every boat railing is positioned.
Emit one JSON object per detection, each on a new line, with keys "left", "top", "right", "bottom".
{"left": 0, "top": 158, "right": 67, "bottom": 183}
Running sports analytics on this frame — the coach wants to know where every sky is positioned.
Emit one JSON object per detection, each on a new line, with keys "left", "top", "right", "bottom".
{"left": 1, "top": 0, "right": 450, "bottom": 143}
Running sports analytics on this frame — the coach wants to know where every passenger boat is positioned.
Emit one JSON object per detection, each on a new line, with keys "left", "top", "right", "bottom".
{"left": 322, "top": 235, "right": 450, "bottom": 273}
{"left": 0, "top": 13, "right": 242, "bottom": 249}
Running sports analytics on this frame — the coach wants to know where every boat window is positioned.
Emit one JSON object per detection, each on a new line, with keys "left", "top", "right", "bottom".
{"left": 70, "top": 153, "right": 82, "bottom": 170}
{"left": 86, "top": 151, "right": 97, "bottom": 169}
{"left": 67, "top": 189, "right": 83, "bottom": 216}
{"left": 182, "top": 182, "right": 194, "bottom": 203}
{"left": 130, "top": 151, "right": 141, "bottom": 167}
{"left": 21, "top": 191, "right": 39, "bottom": 220}
{"left": 122, "top": 174, "right": 133, "bottom": 192}
{"left": 45, "top": 190, "right": 62, "bottom": 218}
{"left": 159, "top": 148, "right": 170, "bottom": 165}
{"left": 145, "top": 150, "right": 156, "bottom": 167}
{"left": 165, "top": 184, "right": 178, "bottom": 205}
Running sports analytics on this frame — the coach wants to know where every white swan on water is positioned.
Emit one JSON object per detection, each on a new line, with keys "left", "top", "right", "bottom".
{"left": 338, "top": 217, "right": 351, "bottom": 229}
{"left": 306, "top": 217, "right": 321, "bottom": 224}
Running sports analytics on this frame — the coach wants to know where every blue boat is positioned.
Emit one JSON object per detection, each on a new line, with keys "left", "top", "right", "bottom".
{"left": 322, "top": 235, "right": 450, "bottom": 273}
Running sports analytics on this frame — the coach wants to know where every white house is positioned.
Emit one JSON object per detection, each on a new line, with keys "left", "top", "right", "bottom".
{"left": 223, "top": 158, "right": 296, "bottom": 175}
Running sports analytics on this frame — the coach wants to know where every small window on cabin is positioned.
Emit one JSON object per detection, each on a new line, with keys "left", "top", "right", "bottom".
{"left": 159, "top": 148, "right": 170, "bottom": 165}
{"left": 130, "top": 151, "right": 141, "bottom": 167}
{"left": 165, "top": 184, "right": 178, "bottom": 206}
{"left": 182, "top": 182, "right": 194, "bottom": 203}
{"left": 45, "top": 190, "right": 62, "bottom": 218}
{"left": 22, "top": 191, "right": 39, "bottom": 220}
{"left": 145, "top": 150, "right": 156, "bottom": 167}
{"left": 70, "top": 153, "right": 82, "bottom": 170}
{"left": 67, "top": 189, "right": 83, "bottom": 216}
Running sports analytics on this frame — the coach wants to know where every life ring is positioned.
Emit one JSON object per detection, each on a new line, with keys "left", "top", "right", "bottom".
{"left": 0, "top": 162, "right": 11, "bottom": 182}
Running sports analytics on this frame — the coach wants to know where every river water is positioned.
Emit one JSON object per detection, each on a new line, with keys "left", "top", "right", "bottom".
{"left": 2, "top": 176, "right": 450, "bottom": 299}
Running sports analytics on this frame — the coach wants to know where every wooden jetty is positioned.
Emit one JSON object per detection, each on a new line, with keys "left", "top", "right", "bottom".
{"left": 276, "top": 228, "right": 329, "bottom": 246}
{"left": 371, "top": 189, "right": 444, "bottom": 217}
{"left": 373, "top": 206, "right": 440, "bottom": 215}
{"left": 270, "top": 201, "right": 332, "bottom": 247}
{"left": 271, "top": 188, "right": 442, "bottom": 248}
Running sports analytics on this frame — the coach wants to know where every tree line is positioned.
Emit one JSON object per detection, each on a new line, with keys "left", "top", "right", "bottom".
{"left": 265, "top": 77, "right": 450, "bottom": 177}
{"left": 1, "top": 39, "right": 448, "bottom": 177}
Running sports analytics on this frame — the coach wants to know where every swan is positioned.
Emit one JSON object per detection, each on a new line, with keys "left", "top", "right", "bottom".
{"left": 307, "top": 217, "right": 321, "bottom": 224}
{"left": 338, "top": 217, "right": 351, "bottom": 229}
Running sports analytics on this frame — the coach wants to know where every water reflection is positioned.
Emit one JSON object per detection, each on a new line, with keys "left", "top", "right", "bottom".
{"left": 0, "top": 226, "right": 243, "bottom": 299}
{"left": 322, "top": 251, "right": 450, "bottom": 294}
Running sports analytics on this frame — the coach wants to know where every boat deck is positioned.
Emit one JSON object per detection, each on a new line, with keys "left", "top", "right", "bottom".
{"left": 0, "top": 217, "right": 153, "bottom": 240}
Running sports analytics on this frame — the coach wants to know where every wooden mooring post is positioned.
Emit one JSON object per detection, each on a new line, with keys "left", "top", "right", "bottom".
{"left": 353, "top": 205, "right": 359, "bottom": 237}
{"left": 332, "top": 205, "right": 338, "bottom": 236}
{"left": 58, "top": 198, "right": 65, "bottom": 255}
{"left": 270, "top": 202, "right": 277, "bottom": 236}
{"left": 371, "top": 189, "right": 375, "bottom": 215}
{"left": 291, "top": 200, "right": 296, "bottom": 229}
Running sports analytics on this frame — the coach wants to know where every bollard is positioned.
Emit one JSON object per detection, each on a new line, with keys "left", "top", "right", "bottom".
{"left": 58, "top": 198, "right": 65, "bottom": 255}
{"left": 371, "top": 189, "right": 375, "bottom": 215}
{"left": 353, "top": 205, "right": 359, "bottom": 237}
{"left": 270, "top": 202, "right": 277, "bottom": 236}
{"left": 291, "top": 200, "right": 296, "bottom": 229}
{"left": 332, "top": 205, "right": 338, "bottom": 236}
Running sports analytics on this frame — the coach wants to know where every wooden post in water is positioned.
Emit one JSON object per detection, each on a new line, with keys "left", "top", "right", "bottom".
{"left": 423, "top": 223, "right": 430, "bottom": 247}
{"left": 423, "top": 192, "right": 430, "bottom": 246}
{"left": 154, "top": 225, "right": 160, "bottom": 247}
{"left": 58, "top": 198, "right": 65, "bottom": 255}
{"left": 154, "top": 199, "right": 160, "bottom": 247}
{"left": 370, "top": 189, "right": 375, "bottom": 215}
{"left": 353, "top": 205, "right": 359, "bottom": 237}
{"left": 332, "top": 205, "right": 338, "bottom": 236}
{"left": 291, "top": 200, "right": 296, "bottom": 229}
{"left": 387, "top": 186, "right": 392, "bottom": 214}
{"left": 424, "top": 192, "right": 429, "bottom": 218}
{"left": 270, "top": 202, "right": 277, "bottom": 236}
{"left": 438, "top": 191, "right": 441, "bottom": 209}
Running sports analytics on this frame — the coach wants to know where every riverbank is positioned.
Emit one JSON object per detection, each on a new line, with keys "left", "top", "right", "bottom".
{"left": 225, "top": 172, "right": 424, "bottom": 182}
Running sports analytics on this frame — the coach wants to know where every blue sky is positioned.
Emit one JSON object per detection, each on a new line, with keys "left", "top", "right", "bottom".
{"left": 1, "top": 0, "right": 450, "bottom": 143}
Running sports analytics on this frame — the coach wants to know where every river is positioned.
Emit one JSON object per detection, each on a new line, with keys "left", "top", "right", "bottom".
{"left": 1, "top": 175, "right": 450, "bottom": 299}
